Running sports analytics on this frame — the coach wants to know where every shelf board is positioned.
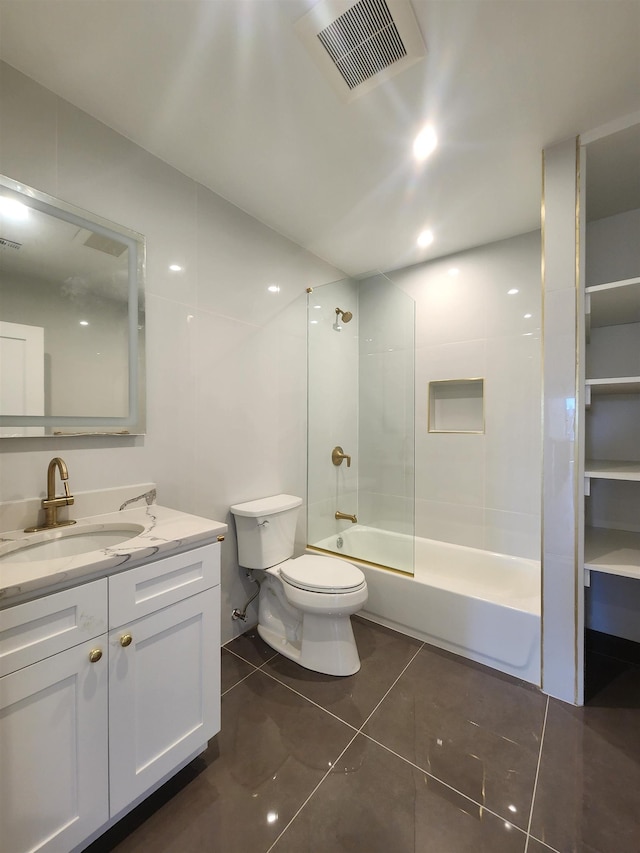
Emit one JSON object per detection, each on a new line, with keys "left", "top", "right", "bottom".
{"left": 585, "top": 527, "right": 640, "bottom": 580}
{"left": 585, "top": 276, "right": 640, "bottom": 328}
{"left": 586, "top": 376, "right": 640, "bottom": 395}
{"left": 585, "top": 460, "right": 640, "bottom": 481}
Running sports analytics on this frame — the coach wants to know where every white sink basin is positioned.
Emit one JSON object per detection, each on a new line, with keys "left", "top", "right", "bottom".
{"left": 0, "top": 523, "right": 146, "bottom": 563}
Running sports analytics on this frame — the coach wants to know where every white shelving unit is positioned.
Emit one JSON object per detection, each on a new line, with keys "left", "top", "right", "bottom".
{"left": 584, "top": 527, "right": 640, "bottom": 581}
{"left": 584, "top": 460, "right": 640, "bottom": 481}
{"left": 584, "top": 275, "right": 640, "bottom": 581}
{"left": 585, "top": 277, "right": 640, "bottom": 331}
{"left": 585, "top": 377, "right": 640, "bottom": 401}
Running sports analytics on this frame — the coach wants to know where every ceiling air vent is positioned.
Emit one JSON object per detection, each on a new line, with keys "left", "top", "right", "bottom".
{"left": 295, "top": 0, "right": 426, "bottom": 101}
{"left": 0, "top": 236, "right": 21, "bottom": 250}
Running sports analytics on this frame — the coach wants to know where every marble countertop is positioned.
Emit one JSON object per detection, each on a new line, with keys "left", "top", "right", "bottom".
{"left": 0, "top": 504, "right": 227, "bottom": 606}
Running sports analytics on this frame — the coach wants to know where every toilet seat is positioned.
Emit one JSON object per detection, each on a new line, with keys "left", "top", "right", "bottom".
{"left": 279, "top": 555, "right": 365, "bottom": 594}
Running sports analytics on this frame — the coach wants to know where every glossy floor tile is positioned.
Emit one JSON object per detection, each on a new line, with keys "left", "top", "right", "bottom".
{"left": 259, "top": 616, "right": 423, "bottom": 728}
{"left": 87, "top": 621, "right": 639, "bottom": 853}
{"left": 363, "top": 643, "right": 546, "bottom": 830}
{"left": 270, "top": 735, "right": 527, "bottom": 853}
{"left": 220, "top": 646, "right": 256, "bottom": 693}
{"left": 530, "top": 661, "right": 640, "bottom": 853}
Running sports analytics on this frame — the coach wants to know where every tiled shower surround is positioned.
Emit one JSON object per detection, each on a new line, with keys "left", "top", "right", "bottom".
{"left": 87, "top": 619, "right": 640, "bottom": 853}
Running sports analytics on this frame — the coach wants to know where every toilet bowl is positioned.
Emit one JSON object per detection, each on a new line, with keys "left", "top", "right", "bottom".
{"left": 230, "top": 495, "right": 367, "bottom": 676}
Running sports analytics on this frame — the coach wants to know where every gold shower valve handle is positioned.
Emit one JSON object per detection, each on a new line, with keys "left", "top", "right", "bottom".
{"left": 332, "top": 446, "right": 351, "bottom": 467}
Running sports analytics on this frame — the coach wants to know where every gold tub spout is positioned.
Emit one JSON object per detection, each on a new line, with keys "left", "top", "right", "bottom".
{"left": 24, "top": 457, "right": 76, "bottom": 532}
{"left": 335, "top": 511, "right": 357, "bottom": 524}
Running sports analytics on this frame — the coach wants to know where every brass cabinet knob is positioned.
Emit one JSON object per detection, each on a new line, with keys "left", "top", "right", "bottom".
{"left": 89, "top": 648, "right": 103, "bottom": 663}
{"left": 217, "top": 535, "right": 225, "bottom": 542}
{"left": 120, "top": 633, "right": 133, "bottom": 648}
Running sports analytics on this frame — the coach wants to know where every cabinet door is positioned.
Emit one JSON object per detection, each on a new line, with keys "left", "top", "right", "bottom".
{"left": 108, "top": 586, "right": 220, "bottom": 816}
{"left": 0, "top": 638, "right": 109, "bottom": 853}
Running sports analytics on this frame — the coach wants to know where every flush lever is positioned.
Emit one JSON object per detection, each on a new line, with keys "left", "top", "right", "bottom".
{"left": 332, "top": 446, "right": 351, "bottom": 467}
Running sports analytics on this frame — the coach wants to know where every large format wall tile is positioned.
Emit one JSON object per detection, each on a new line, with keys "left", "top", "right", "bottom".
{"left": 0, "top": 63, "right": 58, "bottom": 195}
{"left": 392, "top": 230, "right": 542, "bottom": 559}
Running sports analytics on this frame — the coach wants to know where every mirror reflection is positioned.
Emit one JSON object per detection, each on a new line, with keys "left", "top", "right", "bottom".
{"left": 0, "top": 176, "right": 145, "bottom": 437}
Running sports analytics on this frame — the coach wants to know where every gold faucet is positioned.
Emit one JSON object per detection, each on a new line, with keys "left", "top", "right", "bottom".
{"left": 24, "top": 457, "right": 76, "bottom": 532}
{"left": 331, "top": 446, "right": 352, "bottom": 467}
{"left": 335, "top": 511, "right": 357, "bottom": 524}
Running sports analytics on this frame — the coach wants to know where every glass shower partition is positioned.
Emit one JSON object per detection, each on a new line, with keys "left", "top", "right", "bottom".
{"left": 307, "top": 274, "right": 415, "bottom": 575}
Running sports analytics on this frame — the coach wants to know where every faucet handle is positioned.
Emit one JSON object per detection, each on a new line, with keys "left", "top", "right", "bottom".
{"left": 332, "top": 446, "right": 352, "bottom": 467}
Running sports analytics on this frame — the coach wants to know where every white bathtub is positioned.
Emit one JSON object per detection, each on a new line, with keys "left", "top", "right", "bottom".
{"left": 309, "top": 527, "right": 541, "bottom": 685}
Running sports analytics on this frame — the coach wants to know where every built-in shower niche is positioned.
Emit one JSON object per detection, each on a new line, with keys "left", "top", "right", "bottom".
{"left": 428, "top": 379, "right": 484, "bottom": 434}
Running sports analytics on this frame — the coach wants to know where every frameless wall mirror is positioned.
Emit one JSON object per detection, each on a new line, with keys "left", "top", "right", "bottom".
{"left": 0, "top": 175, "right": 145, "bottom": 437}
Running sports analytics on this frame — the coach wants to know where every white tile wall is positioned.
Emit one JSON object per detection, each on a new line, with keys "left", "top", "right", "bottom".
{"left": 415, "top": 498, "right": 485, "bottom": 549}
{"left": 357, "top": 274, "right": 415, "bottom": 541}
{"left": 307, "top": 279, "right": 359, "bottom": 544}
{"left": 392, "top": 230, "right": 542, "bottom": 559}
{"left": 0, "top": 63, "right": 58, "bottom": 195}
{"left": 0, "top": 62, "right": 343, "bottom": 642}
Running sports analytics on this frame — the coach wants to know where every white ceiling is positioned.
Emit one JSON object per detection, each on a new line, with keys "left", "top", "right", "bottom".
{"left": 1, "top": 0, "right": 639, "bottom": 277}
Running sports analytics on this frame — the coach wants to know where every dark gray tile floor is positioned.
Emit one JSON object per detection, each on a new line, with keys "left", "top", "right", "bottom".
{"left": 86, "top": 618, "right": 640, "bottom": 853}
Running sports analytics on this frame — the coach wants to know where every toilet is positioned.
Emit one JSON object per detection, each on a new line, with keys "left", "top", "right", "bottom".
{"left": 230, "top": 494, "right": 367, "bottom": 676}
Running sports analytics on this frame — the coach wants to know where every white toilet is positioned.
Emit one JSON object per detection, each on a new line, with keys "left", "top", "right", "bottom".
{"left": 230, "top": 494, "right": 367, "bottom": 676}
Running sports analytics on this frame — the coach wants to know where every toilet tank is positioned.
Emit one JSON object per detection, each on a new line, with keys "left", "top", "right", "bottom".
{"left": 230, "top": 494, "right": 303, "bottom": 569}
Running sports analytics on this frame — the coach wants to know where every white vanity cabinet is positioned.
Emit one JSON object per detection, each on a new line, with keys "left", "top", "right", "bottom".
{"left": 107, "top": 546, "right": 220, "bottom": 816}
{"left": 0, "top": 541, "right": 221, "bottom": 853}
{"left": 0, "top": 580, "right": 110, "bottom": 853}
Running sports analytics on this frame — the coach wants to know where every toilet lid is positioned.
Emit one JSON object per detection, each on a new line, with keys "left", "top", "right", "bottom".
{"left": 279, "top": 555, "right": 365, "bottom": 593}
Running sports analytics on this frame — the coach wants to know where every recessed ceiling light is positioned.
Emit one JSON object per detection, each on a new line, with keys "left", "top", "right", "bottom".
{"left": 268, "top": 284, "right": 280, "bottom": 293}
{"left": 417, "top": 229, "right": 434, "bottom": 248}
{"left": 79, "top": 320, "right": 89, "bottom": 326}
{"left": 0, "top": 196, "right": 28, "bottom": 220}
{"left": 507, "top": 288, "right": 519, "bottom": 295}
{"left": 524, "top": 313, "right": 532, "bottom": 318}
{"left": 169, "top": 264, "right": 182, "bottom": 272}
{"left": 413, "top": 125, "right": 437, "bottom": 161}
